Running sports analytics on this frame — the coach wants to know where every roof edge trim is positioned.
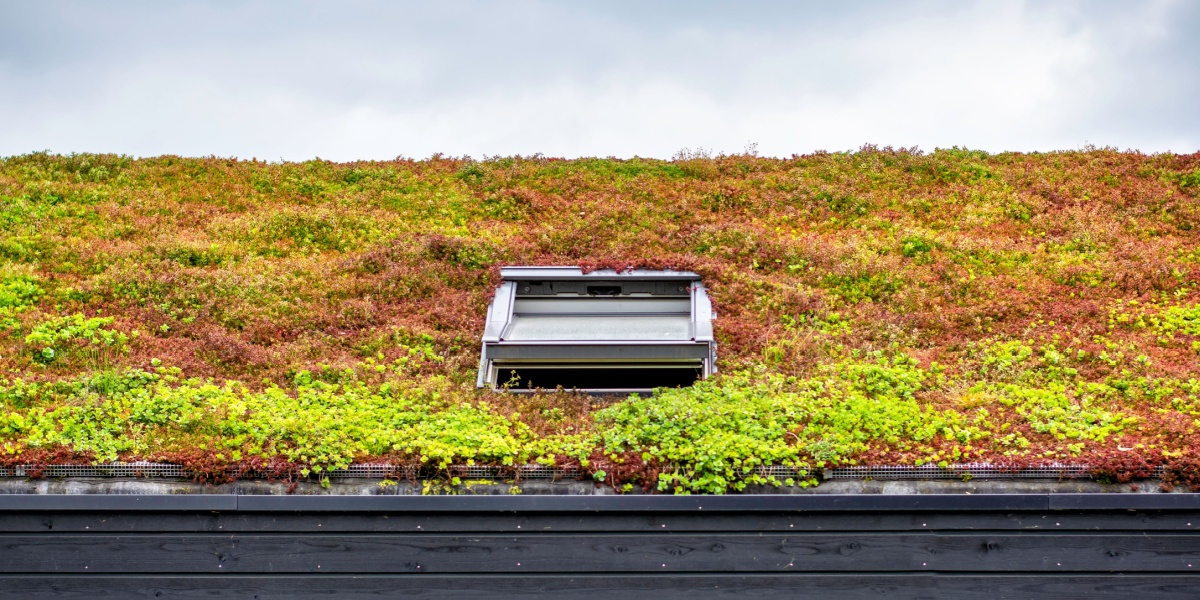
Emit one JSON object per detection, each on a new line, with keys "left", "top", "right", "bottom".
{"left": 500, "top": 267, "right": 701, "bottom": 281}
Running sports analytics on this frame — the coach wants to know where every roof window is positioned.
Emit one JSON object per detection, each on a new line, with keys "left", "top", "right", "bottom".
{"left": 477, "top": 267, "right": 717, "bottom": 393}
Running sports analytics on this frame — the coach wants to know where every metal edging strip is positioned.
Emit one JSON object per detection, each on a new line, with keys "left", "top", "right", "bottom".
{"left": 1047, "top": 493, "right": 1200, "bottom": 510}
{"left": 0, "top": 494, "right": 238, "bottom": 511}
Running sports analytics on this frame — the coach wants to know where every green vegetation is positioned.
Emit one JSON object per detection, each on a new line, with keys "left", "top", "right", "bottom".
{"left": 0, "top": 272, "right": 42, "bottom": 330}
{"left": 25, "top": 314, "right": 128, "bottom": 365}
{"left": 1, "top": 148, "right": 1199, "bottom": 492}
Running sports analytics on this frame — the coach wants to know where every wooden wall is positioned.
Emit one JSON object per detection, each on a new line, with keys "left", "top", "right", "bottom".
{"left": 1, "top": 494, "right": 1199, "bottom": 598}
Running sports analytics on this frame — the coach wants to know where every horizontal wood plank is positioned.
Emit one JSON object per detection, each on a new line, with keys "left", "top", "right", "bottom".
{"left": 3, "top": 533, "right": 1200, "bottom": 573}
{"left": 4, "top": 574, "right": 1200, "bottom": 599}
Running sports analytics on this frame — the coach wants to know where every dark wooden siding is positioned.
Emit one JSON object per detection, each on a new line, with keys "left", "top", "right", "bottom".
{"left": 2, "top": 494, "right": 1200, "bottom": 598}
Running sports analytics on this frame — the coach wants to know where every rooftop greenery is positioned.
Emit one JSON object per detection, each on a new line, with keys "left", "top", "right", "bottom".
{"left": 2, "top": 147, "right": 1199, "bottom": 492}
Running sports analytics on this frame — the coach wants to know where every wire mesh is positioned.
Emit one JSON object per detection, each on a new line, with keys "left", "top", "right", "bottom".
{"left": 513, "top": 464, "right": 581, "bottom": 480}
{"left": 824, "top": 463, "right": 1166, "bottom": 480}
{"left": 0, "top": 462, "right": 186, "bottom": 478}
{"left": 0, "top": 461, "right": 1168, "bottom": 481}
{"left": 753, "top": 465, "right": 814, "bottom": 479}
{"left": 448, "top": 464, "right": 501, "bottom": 479}
{"left": 325, "top": 464, "right": 418, "bottom": 480}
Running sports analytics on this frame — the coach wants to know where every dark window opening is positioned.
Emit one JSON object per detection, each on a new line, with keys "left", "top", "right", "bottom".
{"left": 586, "top": 285, "right": 622, "bottom": 296}
{"left": 501, "top": 367, "right": 701, "bottom": 391}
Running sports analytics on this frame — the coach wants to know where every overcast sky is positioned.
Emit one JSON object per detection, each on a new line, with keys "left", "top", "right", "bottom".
{"left": 1, "top": 0, "right": 1197, "bottom": 160}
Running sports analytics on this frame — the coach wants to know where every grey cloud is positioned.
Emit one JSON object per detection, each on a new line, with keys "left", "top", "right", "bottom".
{"left": 0, "top": 0, "right": 1196, "bottom": 159}
{"left": 1059, "top": 0, "right": 1200, "bottom": 148}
